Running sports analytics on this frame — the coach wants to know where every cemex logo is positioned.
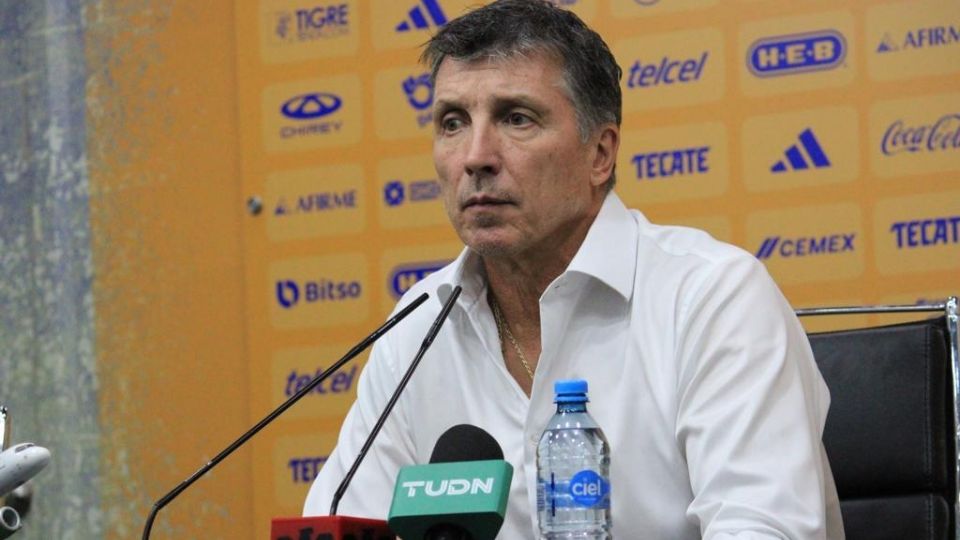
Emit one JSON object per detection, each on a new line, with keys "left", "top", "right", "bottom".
{"left": 755, "top": 233, "right": 856, "bottom": 260}
{"left": 877, "top": 25, "right": 960, "bottom": 53}
{"left": 276, "top": 279, "right": 362, "bottom": 309}
{"left": 626, "top": 52, "right": 708, "bottom": 89}
{"left": 890, "top": 215, "right": 960, "bottom": 249}
{"left": 630, "top": 146, "right": 710, "bottom": 180}
{"left": 771, "top": 128, "right": 831, "bottom": 173}
{"left": 274, "top": 190, "right": 357, "bottom": 217}
{"left": 395, "top": 0, "right": 447, "bottom": 32}
{"left": 390, "top": 261, "right": 449, "bottom": 299}
{"left": 881, "top": 113, "right": 960, "bottom": 156}
{"left": 383, "top": 179, "right": 442, "bottom": 207}
{"left": 747, "top": 30, "right": 846, "bottom": 77}
{"left": 272, "top": 4, "right": 350, "bottom": 43}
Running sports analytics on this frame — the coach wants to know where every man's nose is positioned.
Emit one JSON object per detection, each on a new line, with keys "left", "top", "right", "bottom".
{"left": 463, "top": 122, "right": 501, "bottom": 178}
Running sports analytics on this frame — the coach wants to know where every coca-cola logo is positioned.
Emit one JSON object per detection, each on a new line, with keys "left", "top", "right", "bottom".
{"left": 881, "top": 113, "right": 960, "bottom": 156}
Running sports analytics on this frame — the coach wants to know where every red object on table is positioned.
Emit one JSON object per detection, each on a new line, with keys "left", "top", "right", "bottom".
{"left": 270, "top": 515, "right": 393, "bottom": 540}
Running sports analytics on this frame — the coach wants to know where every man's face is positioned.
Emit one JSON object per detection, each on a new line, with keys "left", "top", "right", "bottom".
{"left": 431, "top": 52, "right": 607, "bottom": 259}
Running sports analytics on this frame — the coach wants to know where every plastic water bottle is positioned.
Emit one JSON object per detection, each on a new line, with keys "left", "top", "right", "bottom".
{"left": 537, "top": 379, "right": 612, "bottom": 539}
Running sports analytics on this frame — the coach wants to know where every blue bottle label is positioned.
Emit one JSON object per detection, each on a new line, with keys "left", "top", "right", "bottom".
{"left": 569, "top": 470, "right": 610, "bottom": 508}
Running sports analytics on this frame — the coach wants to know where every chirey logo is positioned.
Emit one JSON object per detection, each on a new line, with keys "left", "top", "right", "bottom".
{"left": 401, "top": 477, "right": 495, "bottom": 497}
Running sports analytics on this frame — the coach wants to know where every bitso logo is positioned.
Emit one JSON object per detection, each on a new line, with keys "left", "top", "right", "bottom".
{"left": 890, "top": 215, "right": 960, "bottom": 249}
{"left": 747, "top": 30, "right": 846, "bottom": 77}
{"left": 881, "top": 113, "right": 960, "bottom": 157}
{"left": 271, "top": 4, "right": 350, "bottom": 44}
{"left": 395, "top": 0, "right": 447, "bottom": 32}
{"left": 275, "top": 278, "right": 362, "bottom": 309}
{"left": 771, "top": 128, "right": 831, "bottom": 173}
{"left": 389, "top": 261, "right": 450, "bottom": 298}
{"left": 383, "top": 178, "right": 442, "bottom": 207}
{"left": 630, "top": 146, "right": 710, "bottom": 180}
{"left": 755, "top": 233, "right": 855, "bottom": 260}
{"left": 274, "top": 189, "right": 357, "bottom": 217}
{"left": 626, "top": 51, "right": 708, "bottom": 89}
{"left": 877, "top": 25, "right": 960, "bottom": 54}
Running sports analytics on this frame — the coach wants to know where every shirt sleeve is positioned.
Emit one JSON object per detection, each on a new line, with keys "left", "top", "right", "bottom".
{"left": 302, "top": 330, "right": 417, "bottom": 519}
{"left": 674, "top": 253, "right": 839, "bottom": 539}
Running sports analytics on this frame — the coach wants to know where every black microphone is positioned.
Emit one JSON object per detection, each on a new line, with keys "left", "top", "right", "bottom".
{"left": 388, "top": 425, "right": 513, "bottom": 540}
{"left": 329, "top": 285, "right": 462, "bottom": 515}
{"left": 141, "top": 292, "right": 429, "bottom": 540}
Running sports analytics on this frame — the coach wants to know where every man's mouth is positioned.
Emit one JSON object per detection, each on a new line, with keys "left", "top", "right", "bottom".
{"left": 462, "top": 195, "right": 512, "bottom": 210}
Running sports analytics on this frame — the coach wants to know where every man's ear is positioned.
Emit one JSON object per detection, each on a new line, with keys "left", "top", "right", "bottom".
{"left": 590, "top": 125, "right": 619, "bottom": 188}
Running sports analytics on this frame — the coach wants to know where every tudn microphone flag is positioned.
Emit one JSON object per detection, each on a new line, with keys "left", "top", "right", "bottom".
{"left": 388, "top": 425, "right": 512, "bottom": 540}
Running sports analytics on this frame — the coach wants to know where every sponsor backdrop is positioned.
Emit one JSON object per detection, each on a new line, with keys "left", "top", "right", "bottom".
{"left": 234, "top": 0, "right": 959, "bottom": 536}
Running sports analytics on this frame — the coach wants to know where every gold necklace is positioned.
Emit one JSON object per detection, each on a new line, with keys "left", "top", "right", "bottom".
{"left": 490, "top": 295, "right": 536, "bottom": 381}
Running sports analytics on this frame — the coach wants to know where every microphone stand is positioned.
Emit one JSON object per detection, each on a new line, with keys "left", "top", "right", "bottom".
{"left": 141, "top": 292, "right": 429, "bottom": 540}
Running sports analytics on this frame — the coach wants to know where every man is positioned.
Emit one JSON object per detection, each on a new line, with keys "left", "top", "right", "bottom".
{"left": 304, "top": 1, "right": 844, "bottom": 538}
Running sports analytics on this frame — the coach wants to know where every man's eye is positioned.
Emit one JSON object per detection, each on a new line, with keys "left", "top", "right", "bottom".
{"left": 441, "top": 117, "right": 463, "bottom": 132}
{"left": 506, "top": 112, "right": 532, "bottom": 127}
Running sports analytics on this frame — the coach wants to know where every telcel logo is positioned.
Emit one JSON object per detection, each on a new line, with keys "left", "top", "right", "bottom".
{"left": 276, "top": 279, "right": 362, "bottom": 308}
{"left": 755, "top": 233, "right": 856, "bottom": 260}
{"left": 390, "top": 261, "right": 448, "bottom": 298}
{"left": 401, "top": 478, "right": 495, "bottom": 497}
{"left": 626, "top": 52, "right": 708, "bottom": 88}
{"left": 890, "top": 216, "right": 960, "bottom": 249}
{"left": 748, "top": 30, "right": 845, "bottom": 77}
{"left": 881, "top": 114, "right": 960, "bottom": 156}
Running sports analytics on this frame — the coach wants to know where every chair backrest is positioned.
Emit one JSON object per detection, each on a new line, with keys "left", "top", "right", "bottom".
{"left": 803, "top": 298, "right": 959, "bottom": 540}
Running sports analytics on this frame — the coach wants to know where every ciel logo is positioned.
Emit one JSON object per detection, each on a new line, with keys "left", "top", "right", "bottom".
{"left": 281, "top": 92, "right": 343, "bottom": 120}
{"left": 569, "top": 470, "right": 610, "bottom": 508}
{"left": 747, "top": 30, "right": 846, "bottom": 77}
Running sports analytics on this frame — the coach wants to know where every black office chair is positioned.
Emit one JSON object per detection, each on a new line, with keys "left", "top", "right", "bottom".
{"left": 801, "top": 297, "right": 959, "bottom": 540}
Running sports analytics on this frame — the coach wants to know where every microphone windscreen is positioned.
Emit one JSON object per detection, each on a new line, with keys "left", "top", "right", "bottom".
{"left": 429, "top": 424, "right": 504, "bottom": 463}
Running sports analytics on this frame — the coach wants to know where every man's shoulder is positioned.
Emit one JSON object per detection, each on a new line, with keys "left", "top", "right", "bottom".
{"left": 632, "top": 213, "right": 755, "bottom": 271}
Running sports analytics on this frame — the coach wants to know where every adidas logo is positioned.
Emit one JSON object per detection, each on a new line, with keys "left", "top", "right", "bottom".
{"left": 395, "top": 0, "right": 448, "bottom": 32}
{"left": 770, "top": 128, "right": 831, "bottom": 173}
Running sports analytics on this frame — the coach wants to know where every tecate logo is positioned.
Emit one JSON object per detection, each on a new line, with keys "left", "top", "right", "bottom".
{"left": 630, "top": 146, "right": 710, "bottom": 180}
{"left": 281, "top": 92, "right": 343, "bottom": 120}
{"left": 747, "top": 30, "right": 846, "bottom": 77}
{"left": 890, "top": 216, "right": 960, "bottom": 249}
{"left": 401, "top": 478, "right": 495, "bottom": 497}
{"left": 755, "top": 234, "right": 855, "bottom": 260}
{"left": 881, "top": 114, "right": 960, "bottom": 156}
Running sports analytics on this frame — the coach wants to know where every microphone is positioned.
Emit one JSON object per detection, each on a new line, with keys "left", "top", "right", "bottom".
{"left": 388, "top": 425, "right": 513, "bottom": 540}
{"left": 142, "top": 291, "right": 429, "bottom": 540}
{"left": 274, "top": 286, "right": 462, "bottom": 540}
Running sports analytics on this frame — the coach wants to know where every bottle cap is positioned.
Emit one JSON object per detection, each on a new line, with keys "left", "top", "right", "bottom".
{"left": 554, "top": 379, "right": 588, "bottom": 403}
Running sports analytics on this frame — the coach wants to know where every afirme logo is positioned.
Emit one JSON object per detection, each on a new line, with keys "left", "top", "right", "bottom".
{"left": 276, "top": 279, "right": 362, "bottom": 309}
{"left": 890, "top": 216, "right": 960, "bottom": 249}
{"left": 390, "top": 261, "right": 449, "bottom": 298}
{"left": 274, "top": 189, "right": 357, "bottom": 217}
{"left": 272, "top": 4, "right": 350, "bottom": 44}
{"left": 877, "top": 25, "right": 960, "bottom": 53}
{"left": 395, "top": 0, "right": 447, "bottom": 32}
{"left": 625, "top": 52, "right": 708, "bottom": 89}
{"left": 747, "top": 30, "right": 846, "bottom": 77}
{"left": 771, "top": 128, "right": 831, "bottom": 173}
{"left": 401, "top": 478, "right": 495, "bottom": 497}
{"left": 630, "top": 146, "right": 710, "bottom": 180}
{"left": 755, "top": 233, "right": 856, "bottom": 260}
{"left": 881, "top": 114, "right": 960, "bottom": 156}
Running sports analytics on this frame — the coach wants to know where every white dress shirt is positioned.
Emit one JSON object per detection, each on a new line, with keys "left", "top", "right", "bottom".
{"left": 304, "top": 192, "right": 845, "bottom": 539}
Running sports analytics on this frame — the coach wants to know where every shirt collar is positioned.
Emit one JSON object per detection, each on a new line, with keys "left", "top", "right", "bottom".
{"left": 435, "top": 191, "right": 639, "bottom": 308}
